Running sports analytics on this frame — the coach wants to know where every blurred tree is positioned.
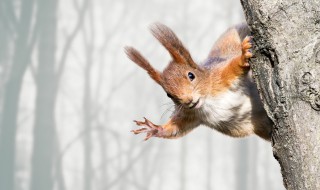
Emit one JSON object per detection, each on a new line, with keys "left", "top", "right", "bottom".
{"left": 54, "top": 0, "right": 89, "bottom": 188}
{"left": 0, "top": 0, "right": 13, "bottom": 97}
{"left": 236, "top": 140, "right": 249, "bottom": 190}
{"left": 29, "top": 0, "right": 57, "bottom": 189}
{"left": 0, "top": 0, "right": 36, "bottom": 189}
{"left": 206, "top": 133, "right": 213, "bottom": 190}
{"left": 248, "top": 141, "right": 258, "bottom": 190}
{"left": 82, "top": 2, "right": 95, "bottom": 189}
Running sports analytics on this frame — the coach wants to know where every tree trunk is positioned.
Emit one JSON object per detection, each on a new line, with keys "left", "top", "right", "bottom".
{"left": 0, "top": 0, "right": 35, "bottom": 189}
{"left": 236, "top": 140, "right": 248, "bottom": 190}
{"left": 30, "top": 0, "right": 57, "bottom": 189}
{"left": 180, "top": 139, "right": 187, "bottom": 190}
{"left": 206, "top": 133, "right": 213, "bottom": 190}
{"left": 241, "top": 0, "right": 320, "bottom": 189}
{"left": 82, "top": 3, "right": 94, "bottom": 188}
{"left": 83, "top": 51, "right": 93, "bottom": 190}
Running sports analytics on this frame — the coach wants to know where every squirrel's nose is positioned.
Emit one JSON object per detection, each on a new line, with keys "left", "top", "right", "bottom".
{"left": 184, "top": 98, "right": 193, "bottom": 105}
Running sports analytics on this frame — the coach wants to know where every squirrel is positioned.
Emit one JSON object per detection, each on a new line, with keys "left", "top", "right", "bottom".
{"left": 125, "top": 23, "right": 273, "bottom": 141}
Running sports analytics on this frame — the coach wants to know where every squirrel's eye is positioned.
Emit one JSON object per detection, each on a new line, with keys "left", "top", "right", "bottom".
{"left": 188, "top": 72, "right": 195, "bottom": 81}
{"left": 167, "top": 93, "right": 173, "bottom": 99}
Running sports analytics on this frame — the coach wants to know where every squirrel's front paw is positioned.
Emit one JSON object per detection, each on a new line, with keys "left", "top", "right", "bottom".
{"left": 132, "top": 117, "right": 164, "bottom": 141}
{"left": 241, "top": 36, "right": 253, "bottom": 67}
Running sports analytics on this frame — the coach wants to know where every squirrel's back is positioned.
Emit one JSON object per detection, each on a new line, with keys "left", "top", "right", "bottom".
{"left": 206, "top": 23, "right": 249, "bottom": 66}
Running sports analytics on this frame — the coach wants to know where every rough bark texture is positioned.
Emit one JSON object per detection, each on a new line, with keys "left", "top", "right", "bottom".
{"left": 241, "top": 0, "right": 320, "bottom": 189}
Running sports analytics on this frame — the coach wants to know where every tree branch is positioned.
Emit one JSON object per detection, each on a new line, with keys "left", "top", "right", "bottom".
{"left": 56, "top": 0, "right": 89, "bottom": 82}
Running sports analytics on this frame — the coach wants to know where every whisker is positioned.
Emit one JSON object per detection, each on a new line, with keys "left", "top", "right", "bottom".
{"left": 161, "top": 105, "right": 175, "bottom": 119}
{"left": 161, "top": 101, "right": 174, "bottom": 107}
{"left": 176, "top": 104, "right": 183, "bottom": 114}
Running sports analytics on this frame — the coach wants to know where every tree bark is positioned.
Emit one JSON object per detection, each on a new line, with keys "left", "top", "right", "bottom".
{"left": 241, "top": 0, "right": 320, "bottom": 189}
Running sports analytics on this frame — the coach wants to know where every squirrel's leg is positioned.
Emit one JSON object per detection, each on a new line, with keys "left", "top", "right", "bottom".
{"left": 132, "top": 116, "right": 199, "bottom": 141}
{"left": 221, "top": 36, "right": 253, "bottom": 83}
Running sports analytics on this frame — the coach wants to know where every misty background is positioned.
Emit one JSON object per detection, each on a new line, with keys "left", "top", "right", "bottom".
{"left": 0, "top": 0, "right": 285, "bottom": 190}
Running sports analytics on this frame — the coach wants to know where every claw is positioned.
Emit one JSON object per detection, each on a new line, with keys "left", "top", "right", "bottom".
{"left": 241, "top": 36, "right": 253, "bottom": 67}
{"left": 132, "top": 117, "right": 163, "bottom": 140}
{"left": 131, "top": 128, "right": 147, "bottom": 134}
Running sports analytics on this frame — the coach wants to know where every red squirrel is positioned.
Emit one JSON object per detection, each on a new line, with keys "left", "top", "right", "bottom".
{"left": 125, "top": 23, "right": 273, "bottom": 141}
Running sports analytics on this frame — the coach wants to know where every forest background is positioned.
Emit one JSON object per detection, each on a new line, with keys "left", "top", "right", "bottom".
{"left": 0, "top": 0, "right": 285, "bottom": 190}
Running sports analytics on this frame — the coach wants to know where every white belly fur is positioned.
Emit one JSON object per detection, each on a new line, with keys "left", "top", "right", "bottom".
{"left": 198, "top": 88, "right": 255, "bottom": 137}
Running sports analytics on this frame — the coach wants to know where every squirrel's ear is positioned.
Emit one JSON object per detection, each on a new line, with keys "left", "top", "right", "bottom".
{"left": 150, "top": 23, "right": 198, "bottom": 69}
{"left": 125, "top": 46, "right": 162, "bottom": 85}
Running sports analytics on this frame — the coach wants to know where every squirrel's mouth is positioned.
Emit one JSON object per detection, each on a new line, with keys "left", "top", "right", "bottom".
{"left": 188, "top": 98, "right": 202, "bottom": 109}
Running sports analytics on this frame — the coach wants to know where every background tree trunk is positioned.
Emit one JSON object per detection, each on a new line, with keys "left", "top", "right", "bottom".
{"left": 241, "top": 0, "right": 320, "bottom": 189}
{"left": 0, "top": 0, "right": 35, "bottom": 189}
{"left": 30, "top": 0, "right": 57, "bottom": 189}
{"left": 82, "top": 17, "right": 94, "bottom": 190}
{"left": 236, "top": 140, "right": 249, "bottom": 190}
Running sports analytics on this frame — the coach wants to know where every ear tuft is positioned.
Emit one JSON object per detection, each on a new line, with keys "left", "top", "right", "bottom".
{"left": 150, "top": 23, "right": 198, "bottom": 68}
{"left": 124, "top": 46, "right": 162, "bottom": 85}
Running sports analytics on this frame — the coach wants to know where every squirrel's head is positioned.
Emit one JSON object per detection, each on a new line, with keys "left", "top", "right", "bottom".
{"left": 125, "top": 23, "right": 206, "bottom": 109}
